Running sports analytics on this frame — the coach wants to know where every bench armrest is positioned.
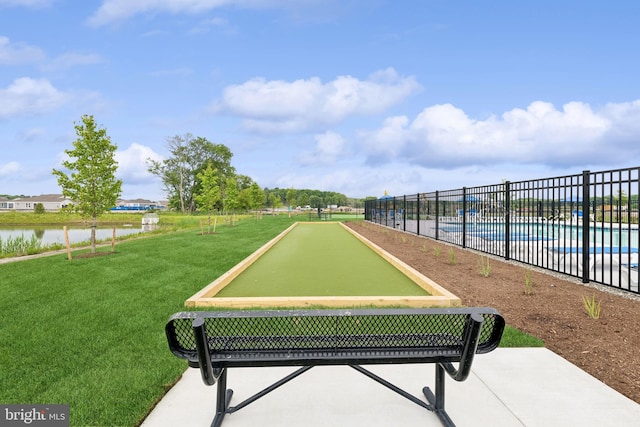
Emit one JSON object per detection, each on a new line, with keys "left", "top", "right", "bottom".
{"left": 440, "top": 312, "right": 483, "bottom": 381}
{"left": 192, "top": 317, "right": 223, "bottom": 386}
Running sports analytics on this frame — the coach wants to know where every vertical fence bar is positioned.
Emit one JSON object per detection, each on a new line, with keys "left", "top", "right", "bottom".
{"left": 416, "top": 193, "right": 421, "bottom": 236}
{"left": 462, "top": 187, "right": 467, "bottom": 249}
{"left": 403, "top": 195, "right": 407, "bottom": 232}
{"left": 581, "top": 170, "right": 591, "bottom": 283}
{"left": 435, "top": 191, "right": 440, "bottom": 241}
{"left": 505, "top": 181, "right": 511, "bottom": 260}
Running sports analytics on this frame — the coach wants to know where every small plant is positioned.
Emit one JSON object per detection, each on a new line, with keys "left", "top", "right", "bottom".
{"left": 582, "top": 294, "right": 602, "bottom": 319}
{"left": 421, "top": 243, "right": 428, "bottom": 252}
{"left": 478, "top": 255, "right": 491, "bottom": 277}
{"left": 524, "top": 269, "right": 533, "bottom": 295}
{"left": 433, "top": 246, "right": 441, "bottom": 257}
{"left": 401, "top": 236, "right": 407, "bottom": 244}
{"left": 448, "top": 248, "right": 456, "bottom": 265}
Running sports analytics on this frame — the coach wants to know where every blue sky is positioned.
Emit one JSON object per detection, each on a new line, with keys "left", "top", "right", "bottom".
{"left": 1, "top": 0, "right": 640, "bottom": 201}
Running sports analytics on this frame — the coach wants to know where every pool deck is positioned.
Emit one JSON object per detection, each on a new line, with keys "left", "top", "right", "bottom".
{"left": 142, "top": 348, "right": 640, "bottom": 427}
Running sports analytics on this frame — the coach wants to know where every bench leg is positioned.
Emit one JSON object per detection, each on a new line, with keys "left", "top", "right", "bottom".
{"left": 211, "top": 369, "right": 233, "bottom": 427}
{"left": 423, "top": 364, "right": 455, "bottom": 427}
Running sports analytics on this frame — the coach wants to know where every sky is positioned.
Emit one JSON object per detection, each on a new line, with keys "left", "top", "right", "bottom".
{"left": 1, "top": 0, "right": 640, "bottom": 201}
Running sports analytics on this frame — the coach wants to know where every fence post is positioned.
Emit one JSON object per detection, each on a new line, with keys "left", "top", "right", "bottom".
{"left": 581, "top": 170, "right": 591, "bottom": 283}
{"left": 462, "top": 187, "right": 467, "bottom": 248}
{"left": 435, "top": 191, "right": 440, "bottom": 241}
{"left": 505, "top": 181, "right": 511, "bottom": 260}
{"left": 403, "top": 195, "right": 407, "bottom": 231}
{"left": 416, "top": 193, "right": 421, "bottom": 235}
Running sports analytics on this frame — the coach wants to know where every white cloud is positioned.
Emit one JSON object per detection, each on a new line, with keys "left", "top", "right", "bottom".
{"left": 188, "top": 16, "right": 235, "bottom": 35}
{"left": 298, "top": 131, "right": 347, "bottom": 166}
{"left": 359, "top": 100, "right": 640, "bottom": 170}
{"left": 0, "top": 0, "right": 52, "bottom": 7}
{"left": 0, "top": 161, "right": 21, "bottom": 177}
{"left": 44, "top": 52, "right": 106, "bottom": 71}
{"left": 87, "top": 0, "right": 279, "bottom": 27}
{"left": 215, "top": 68, "right": 420, "bottom": 133}
{"left": 18, "top": 127, "right": 46, "bottom": 142}
{"left": 147, "top": 67, "right": 193, "bottom": 78}
{"left": 0, "top": 77, "right": 69, "bottom": 118}
{"left": 0, "top": 36, "right": 45, "bottom": 64}
{"left": 115, "top": 143, "right": 163, "bottom": 184}
{"left": 357, "top": 115, "right": 408, "bottom": 163}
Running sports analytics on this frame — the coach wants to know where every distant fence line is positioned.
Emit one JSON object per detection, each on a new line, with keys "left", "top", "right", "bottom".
{"left": 364, "top": 167, "right": 640, "bottom": 295}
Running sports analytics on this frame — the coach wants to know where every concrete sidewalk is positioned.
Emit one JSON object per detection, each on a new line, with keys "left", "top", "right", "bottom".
{"left": 141, "top": 348, "right": 640, "bottom": 427}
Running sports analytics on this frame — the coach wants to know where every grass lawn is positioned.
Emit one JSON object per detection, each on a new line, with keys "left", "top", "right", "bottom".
{"left": 0, "top": 215, "right": 542, "bottom": 427}
{"left": 0, "top": 216, "right": 295, "bottom": 427}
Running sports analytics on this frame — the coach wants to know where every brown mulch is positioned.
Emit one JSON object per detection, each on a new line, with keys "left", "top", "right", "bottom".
{"left": 345, "top": 221, "right": 640, "bottom": 404}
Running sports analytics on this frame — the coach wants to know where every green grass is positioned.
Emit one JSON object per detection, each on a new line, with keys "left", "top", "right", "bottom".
{"left": 0, "top": 215, "right": 543, "bottom": 426}
{"left": 499, "top": 326, "right": 545, "bottom": 347}
{"left": 0, "top": 215, "right": 295, "bottom": 427}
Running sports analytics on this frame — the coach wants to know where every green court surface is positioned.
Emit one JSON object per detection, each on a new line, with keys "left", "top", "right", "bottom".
{"left": 215, "top": 223, "right": 429, "bottom": 297}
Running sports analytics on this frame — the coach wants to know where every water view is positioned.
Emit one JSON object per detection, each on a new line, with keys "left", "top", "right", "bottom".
{"left": 0, "top": 226, "right": 148, "bottom": 246}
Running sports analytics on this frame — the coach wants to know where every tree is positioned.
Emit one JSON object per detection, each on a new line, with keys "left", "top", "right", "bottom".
{"left": 247, "top": 182, "right": 265, "bottom": 219}
{"left": 285, "top": 188, "right": 296, "bottom": 217}
{"left": 52, "top": 115, "right": 122, "bottom": 253}
{"left": 194, "top": 163, "right": 221, "bottom": 233}
{"left": 297, "top": 192, "right": 310, "bottom": 208}
{"left": 223, "top": 176, "right": 241, "bottom": 225}
{"left": 309, "top": 195, "right": 322, "bottom": 209}
{"left": 268, "top": 192, "right": 283, "bottom": 213}
{"left": 147, "top": 134, "right": 235, "bottom": 212}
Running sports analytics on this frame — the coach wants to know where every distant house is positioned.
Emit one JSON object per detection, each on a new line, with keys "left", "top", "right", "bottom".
{"left": 111, "top": 198, "right": 167, "bottom": 212}
{"left": 0, "top": 196, "right": 12, "bottom": 210}
{"left": 2, "top": 194, "right": 73, "bottom": 212}
{"left": 0, "top": 194, "right": 167, "bottom": 212}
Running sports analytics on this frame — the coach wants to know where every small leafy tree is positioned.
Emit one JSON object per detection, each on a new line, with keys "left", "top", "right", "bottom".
{"left": 247, "top": 182, "right": 265, "bottom": 219}
{"left": 286, "top": 188, "right": 296, "bottom": 217}
{"left": 269, "top": 192, "right": 282, "bottom": 213}
{"left": 223, "top": 176, "right": 240, "bottom": 225}
{"left": 52, "top": 115, "right": 122, "bottom": 253}
{"left": 194, "top": 163, "right": 221, "bottom": 233}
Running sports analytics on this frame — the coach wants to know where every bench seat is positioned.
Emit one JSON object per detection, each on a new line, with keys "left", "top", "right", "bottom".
{"left": 165, "top": 307, "right": 505, "bottom": 427}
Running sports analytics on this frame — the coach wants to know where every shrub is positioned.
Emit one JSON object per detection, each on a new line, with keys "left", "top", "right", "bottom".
{"left": 582, "top": 294, "right": 602, "bottom": 319}
{"left": 478, "top": 255, "right": 491, "bottom": 277}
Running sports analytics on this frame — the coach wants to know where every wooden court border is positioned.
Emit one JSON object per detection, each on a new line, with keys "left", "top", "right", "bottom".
{"left": 185, "top": 222, "right": 461, "bottom": 308}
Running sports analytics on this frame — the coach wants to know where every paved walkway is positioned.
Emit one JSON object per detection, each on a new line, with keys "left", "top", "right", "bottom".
{"left": 142, "top": 348, "right": 639, "bottom": 427}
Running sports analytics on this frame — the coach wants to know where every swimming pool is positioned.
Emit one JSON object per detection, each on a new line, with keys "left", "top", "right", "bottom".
{"left": 438, "top": 221, "right": 639, "bottom": 248}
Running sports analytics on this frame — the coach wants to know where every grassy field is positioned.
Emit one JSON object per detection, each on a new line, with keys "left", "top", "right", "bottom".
{"left": 0, "top": 215, "right": 542, "bottom": 427}
{"left": 0, "top": 216, "right": 296, "bottom": 426}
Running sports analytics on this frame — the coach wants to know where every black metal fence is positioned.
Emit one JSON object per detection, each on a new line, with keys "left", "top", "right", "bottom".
{"left": 365, "top": 168, "right": 640, "bottom": 295}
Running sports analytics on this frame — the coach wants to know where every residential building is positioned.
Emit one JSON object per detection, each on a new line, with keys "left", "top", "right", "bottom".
{"left": 1, "top": 194, "right": 72, "bottom": 212}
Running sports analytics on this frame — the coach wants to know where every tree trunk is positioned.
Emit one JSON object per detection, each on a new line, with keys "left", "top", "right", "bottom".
{"left": 91, "top": 217, "right": 97, "bottom": 253}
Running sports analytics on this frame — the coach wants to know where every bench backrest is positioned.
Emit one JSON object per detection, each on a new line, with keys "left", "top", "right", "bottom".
{"left": 166, "top": 308, "right": 504, "bottom": 368}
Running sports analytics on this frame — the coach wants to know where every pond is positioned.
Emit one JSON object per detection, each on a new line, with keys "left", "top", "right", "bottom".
{"left": 0, "top": 226, "right": 152, "bottom": 246}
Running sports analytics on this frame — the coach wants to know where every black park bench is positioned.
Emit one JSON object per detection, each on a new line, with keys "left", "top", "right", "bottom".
{"left": 165, "top": 307, "right": 505, "bottom": 427}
